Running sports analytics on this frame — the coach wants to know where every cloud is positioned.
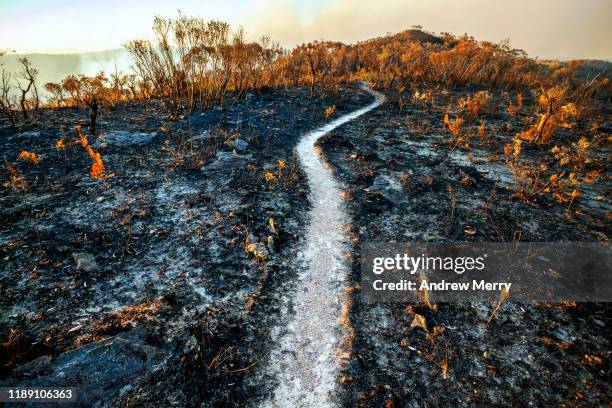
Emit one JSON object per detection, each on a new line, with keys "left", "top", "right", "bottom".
{"left": 242, "top": 0, "right": 612, "bottom": 60}
{"left": 1, "top": 0, "right": 610, "bottom": 59}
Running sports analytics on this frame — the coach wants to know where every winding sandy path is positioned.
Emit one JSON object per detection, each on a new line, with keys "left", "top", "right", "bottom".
{"left": 262, "top": 85, "right": 383, "bottom": 407}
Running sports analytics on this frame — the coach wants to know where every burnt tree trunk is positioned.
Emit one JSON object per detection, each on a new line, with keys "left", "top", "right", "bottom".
{"left": 20, "top": 89, "right": 29, "bottom": 120}
{"left": 89, "top": 99, "right": 98, "bottom": 135}
{"left": 3, "top": 108, "right": 17, "bottom": 129}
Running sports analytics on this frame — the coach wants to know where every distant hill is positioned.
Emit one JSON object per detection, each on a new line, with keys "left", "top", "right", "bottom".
{"left": 569, "top": 59, "right": 612, "bottom": 80}
{"left": 359, "top": 28, "right": 443, "bottom": 46}
{"left": 387, "top": 29, "right": 444, "bottom": 44}
{"left": 539, "top": 59, "right": 612, "bottom": 82}
{"left": 0, "top": 49, "right": 133, "bottom": 87}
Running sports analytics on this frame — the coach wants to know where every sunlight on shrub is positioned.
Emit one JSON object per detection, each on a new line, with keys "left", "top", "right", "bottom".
{"left": 77, "top": 126, "right": 113, "bottom": 180}
{"left": 263, "top": 172, "right": 276, "bottom": 182}
{"left": 458, "top": 91, "right": 490, "bottom": 117}
{"left": 444, "top": 114, "right": 464, "bottom": 137}
{"left": 18, "top": 151, "right": 41, "bottom": 165}
{"left": 3, "top": 165, "right": 26, "bottom": 189}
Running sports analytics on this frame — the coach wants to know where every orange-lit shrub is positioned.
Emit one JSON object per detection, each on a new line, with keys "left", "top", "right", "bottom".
{"left": 444, "top": 114, "right": 464, "bottom": 136}
{"left": 18, "top": 151, "right": 41, "bottom": 165}
{"left": 124, "top": 16, "right": 284, "bottom": 110}
{"left": 45, "top": 71, "right": 138, "bottom": 110}
{"left": 413, "top": 90, "right": 433, "bottom": 102}
{"left": 507, "top": 103, "right": 515, "bottom": 117}
{"left": 458, "top": 91, "right": 490, "bottom": 117}
{"left": 3, "top": 165, "right": 26, "bottom": 189}
{"left": 504, "top": 133, "right": 601, "bottom": 207}
{"left": 478, "top": 121, "right": 486, "bottom": 138}
{"left": 77, "top": 127, "right": 111, "bottom": 179}
{"left": 518, "top": 114, "right": 559, "bottom": 144}
{"left": 263, "top": 172, "right": 276, "bottom": 182}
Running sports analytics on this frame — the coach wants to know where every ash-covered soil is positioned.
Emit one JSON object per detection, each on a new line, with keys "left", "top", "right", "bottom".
{"left": 316, "top": 89, "right": 611, "bottom": 406}
{"left": 1, "top": 82, "right": 610, "bottom": 408}
{"left": 0, "top": 84, "right": 372, "bottom": 406}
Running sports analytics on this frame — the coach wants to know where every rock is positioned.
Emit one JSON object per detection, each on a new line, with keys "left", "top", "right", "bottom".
{"left": 366, "top": 175, "right": 407, "bottom": 205}
{"left": 267, "top": 235, "right": 276, "bottom": 254}
{"left": 597, "top": 122, "right": 612, "bottom": 133}
{"left": 233, "top": 139, "right": 249, "bottom": 152}
{"left": 131, "top": 221, "right": 145, "bottom": 236}
{"left": 140, "top": 344, "right": 165, "bottom": 363}
{"left": 102, "top": 130, "right": 156, "bottom": 146}
{"left": 19, "top": 131, "right": 41, "bottom": 138}
{"left": 202, "top": 153, "right": 253, "bottom": 172}
{"left": 119, "top": 384, "right": 134, "bottom": 397}
{"left": 552, "top": 327, "right": 575, "bottom": 343}
{"left": 368, "top": 175, "right": 390, "bottom": 191}
{"left": 253, "top": 242, "right": 269, "bottom": 260}
{"left": 215, "top": 151, "right": 235, "bottom": 161}
{"left": 10, "top": 355, "right": 53, "bottom": 379}
{"left": 73, "top": 252, "right": 98, "bottom": 273}
{"left": 184, "top": 336, "right": 199, "bottom": 353}
{"left": 192, "top": 131, "right": 211, "bottom": 141}
{"left": 5, "top": 329, "right": 165, "bottom": 406}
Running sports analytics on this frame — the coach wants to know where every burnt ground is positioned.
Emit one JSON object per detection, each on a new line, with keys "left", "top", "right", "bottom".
{"left": 0, "top": 84, "right": 372, "bottom": 406}
{"left": 0, "top": 81, "right": 610, "bottom": 407}
{"left": 315, "top": 88, "right": 611, "bottom": 406}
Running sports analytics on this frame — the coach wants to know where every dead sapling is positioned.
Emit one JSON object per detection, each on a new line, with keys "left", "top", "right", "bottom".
{"left": 0, "top": 69, "right": 18, "bottom": 129}
{"left": 486, "top": 287, "right": 510, "bottom": 325}
{"left": 15, "top": 57, "right": 39, "bottom": 120}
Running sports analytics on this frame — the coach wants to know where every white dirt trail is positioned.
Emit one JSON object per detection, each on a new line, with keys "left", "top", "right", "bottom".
{"left": 262, "top": 85, "right": 383, "bottom": 407}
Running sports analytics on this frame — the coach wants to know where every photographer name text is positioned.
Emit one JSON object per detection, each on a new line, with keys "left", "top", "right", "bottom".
{"left": 372, "top": 279, "right": 511, "bottom": 292}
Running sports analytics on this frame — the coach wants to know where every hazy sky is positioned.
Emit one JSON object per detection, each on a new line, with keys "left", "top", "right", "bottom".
{"left": 1, "top": 0, "right": 610, "bottom": 60}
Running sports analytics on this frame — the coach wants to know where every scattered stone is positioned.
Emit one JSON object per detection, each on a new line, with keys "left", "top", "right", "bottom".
{"left": 131, "top": 221, "right": 145, "bottom": 235}
{"left": 73, "top": 252, "right": 99, "bottom": 273}
{"left": 366, "top": 175, "right": 407, "bottom": 205}
{"left": 202, "top": 152, "right": 253, "bottom": 171}
{"left": 192, "top": 131, "right": 212, "bottom": 141}
{"left": 215, "top": 151, "right": 235, "bottom": 161}
{"left": 233, "top": 138, "right": 250, "bottom": 152}
{"left": 9, "top": 355, "right": 53, "bottom": 379}
{"left": 19, "top": 131, "right": 41, "bottom": 138}
{"left": 99, "top": 130, "right": 157, "bottom": 146}
{"left": 6, "top": 329, "right": 165, "bottom": 406}
{"left": 119, "top": 384, "right": 134, "bottom": 397}
{"left": 597, "top": 122, "right": 612, "bottom": 133}
{"left": 252, "top": 242, "right": 269, "bottom": 260}
{"left": 552, "top": 327, "right": 575, "bottom": 343}
{"left": 267, "top": 235, "right": 276, "bottom": 254}
{"left": 184, "top": 336, "right": 199, "bottom": 353}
